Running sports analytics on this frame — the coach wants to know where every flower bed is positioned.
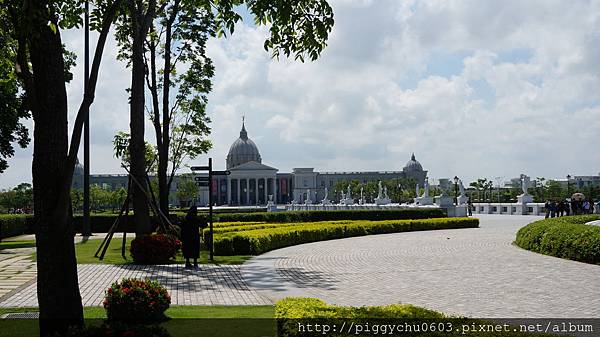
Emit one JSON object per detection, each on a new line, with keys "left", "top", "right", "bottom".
{"left": 130, "top": 234, "right": 181, "bottom": 264}
{"left": 103, "top": 278, "right": 171, "bottom": 323}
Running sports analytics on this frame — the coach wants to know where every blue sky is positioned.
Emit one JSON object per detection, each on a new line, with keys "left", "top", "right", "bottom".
{"left": 1, "top": 0, "right": 600, "bottom": 189}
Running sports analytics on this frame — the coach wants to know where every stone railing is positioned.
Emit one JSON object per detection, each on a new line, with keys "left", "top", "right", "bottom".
{"left": 471, "top": 202, "right": 546, "bottom": 216}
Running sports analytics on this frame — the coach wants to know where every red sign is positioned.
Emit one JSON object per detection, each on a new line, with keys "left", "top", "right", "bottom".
{"left": 281, "top": 178, "right": 287, "bottom": 194}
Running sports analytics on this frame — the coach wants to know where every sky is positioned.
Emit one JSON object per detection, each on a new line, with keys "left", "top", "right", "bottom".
{"left": 1, "top": 0, "right": 600, "bottom": 189}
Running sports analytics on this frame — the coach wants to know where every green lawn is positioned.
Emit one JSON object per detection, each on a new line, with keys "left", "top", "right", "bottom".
{"left": 0, "top": 240, "right": 35, "bottom": 251}
{"left": 74, "top": 238, "right": 252, "bottom": 265}
{"left": 0, "top": 305, "right": 276, "bottom": 337}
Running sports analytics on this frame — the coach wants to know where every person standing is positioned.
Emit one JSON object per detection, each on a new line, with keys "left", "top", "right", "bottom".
{"left": 181, "top": 205, "right": 201, "bottom": 269}
{"left": 467, "top": 200, "right": 473, "bottom": 216}
{"left": 544, "top": 201, "right": 550, "bottom": 218}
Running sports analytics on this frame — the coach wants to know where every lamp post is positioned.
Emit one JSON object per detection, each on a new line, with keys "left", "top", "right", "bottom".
{"left": 453, "top": 176, "right": 459, "bottom": 205}
{"left": 566, "top": 175, "right": 571, "bottom": 198}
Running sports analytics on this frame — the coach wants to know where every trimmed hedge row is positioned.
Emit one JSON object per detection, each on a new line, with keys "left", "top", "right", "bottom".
{"left": 214, "top": 218, "right": 478, "bottom": 255}
{"left": 216, "top": 208, "right": 446, "bottom": 223}
{"left": 276, "top": 298, "right": 556, "bottom": 337}
{"left": 0, "top": 214, "right": 34, "bottom": 239}
{"left": 515, "top": 215, "right": 600, "bottom": 264}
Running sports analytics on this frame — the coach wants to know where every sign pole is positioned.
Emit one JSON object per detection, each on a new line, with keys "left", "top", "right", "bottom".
{"left": 208, "top": 158, "right": 214, "bottom": 261}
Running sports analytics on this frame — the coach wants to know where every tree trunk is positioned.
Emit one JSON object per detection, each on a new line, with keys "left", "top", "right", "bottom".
{"left": 29, "top": 13, "right": 83, "bottom": 337}
{"left": 130, "top": 28, "right": 152, "bottom": 236}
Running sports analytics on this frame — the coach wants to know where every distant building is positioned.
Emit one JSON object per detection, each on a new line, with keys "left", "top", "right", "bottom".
{"left": 73, "top": 121, "right": 429, "bottom": 206}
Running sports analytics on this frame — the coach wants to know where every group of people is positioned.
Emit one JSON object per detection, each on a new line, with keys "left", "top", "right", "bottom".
{"left": 544, "top": 199, "right": 596, "bottom": 218}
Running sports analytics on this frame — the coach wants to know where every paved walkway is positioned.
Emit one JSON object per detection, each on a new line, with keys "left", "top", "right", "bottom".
{"left": 0, "top": 264, "right": 271, "bottom": 307}
{"left": 241, "top": 214, "right": 600, "bottom": 318}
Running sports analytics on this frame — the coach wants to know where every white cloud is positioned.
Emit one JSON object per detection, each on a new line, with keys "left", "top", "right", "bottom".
{"left": 2, "top": 0, "right": 600, "bottom": 189}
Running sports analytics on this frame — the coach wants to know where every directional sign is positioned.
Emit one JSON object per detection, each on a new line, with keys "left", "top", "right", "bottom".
{"left": 196, "top": 181, "right": 209, "bottom": 187}
{"left": 212, "top": 170, "right": 231, "bottom": 175}
{"left": 191, "top": 165, "right": 210, "bottom": 171}
{"left": 194, "top": 176, "right": 209, "bottom": 182}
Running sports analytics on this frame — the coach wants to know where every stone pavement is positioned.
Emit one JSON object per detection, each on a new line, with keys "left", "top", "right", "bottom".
{"left": 0, "top": 255, "right": 36, "bottom": 301}
{"left": 241, "top": 214, "right": 600, "bottom": 318}
{"left": 0, "top": 264, "right": 271, "bottom": 307}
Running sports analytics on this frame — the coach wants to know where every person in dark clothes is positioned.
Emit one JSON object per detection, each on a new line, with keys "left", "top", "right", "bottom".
{"left": 181, "top": 206, "right": 200, "bottom": 269}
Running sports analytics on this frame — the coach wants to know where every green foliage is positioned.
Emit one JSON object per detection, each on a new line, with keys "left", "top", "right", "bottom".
{"left": 176, "top": 176, "right": 198, "bottom": 206}
{"left": 103, "top": 278, "right": 171, "bottom": 323}
{"left": 275, "top": 298, "right": 558, "bottom": 337}
{"left": 214, "top": 218, "right": 479, "bottom": 255}
{"left": 0, "top": 214, "right": 34, "bottom": 239}
{"left": 0, "top": 183, "right": 33, "bottom": 211}
{"left": 515, "top": 215, "right": 600, "bottom": 264}
{"left": 216, "top": 208, "right": 446, "bottom": 223}
{"left": 112, "top": 131, "right": 157, "bottom": 171}
{"left": 130, "top": 234, "right": 181, "bottom": 264}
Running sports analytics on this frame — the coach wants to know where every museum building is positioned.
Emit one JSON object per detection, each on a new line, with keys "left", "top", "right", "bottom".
{"left": 73, "top": 121, "right": 428, "bottom": 206}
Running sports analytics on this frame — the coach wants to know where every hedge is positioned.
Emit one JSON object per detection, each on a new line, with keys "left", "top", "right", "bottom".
{"left": 0, "top": 214, "right": 34, "bottom": 239}
{"left": 216, "top": 208, "right": 446, "bottom": 223}
{"left": 515, "top": 215, "right": 600, "bottom": 264}
{"left": 214, "top": 218, "right": 478, "bottom": 255}
{"left": 276, "top": 298, "right": 556, "bottom": 337}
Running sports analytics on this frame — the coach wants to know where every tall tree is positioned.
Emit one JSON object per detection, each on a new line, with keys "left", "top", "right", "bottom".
{"left": 2, "top": 0, "right": 124, "bottom": 334}
{"left": 116, "top": 0, "right": 334, "bottom": 234}
{"left": 143, "top": 0, "right": 214, "bottom": 214}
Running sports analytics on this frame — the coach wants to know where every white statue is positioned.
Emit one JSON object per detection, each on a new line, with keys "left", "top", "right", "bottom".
{"left": 305, "top": 189, "right": 312, "bottom": 204}
{"left": 360, "top": 187, "right": 364, "bottom": 204}
{"left": 521, "top": 174, "right": 530, "bottom": 195}
{"left": 383, "top": 186, "right": 389, "bottom": 199}
{"left": 324, "top": 188, "right": 328, "bottom": 200}
{"left": 458, "top": 179, "right": 465, "bottom": 197}
{"left": 377, "top": 181, "right": 384, "bottom": 199}
{"left": 346, "top": 185, "right": 352, "bottom": 199}
{"left": 422, "top": 178, "right": 429, "bottom": 198}
{"left": 415, "top": 184, "right": 420, "bottom": 198}
{"left": 322, "top": 188, "right": 331, "bottom": 205}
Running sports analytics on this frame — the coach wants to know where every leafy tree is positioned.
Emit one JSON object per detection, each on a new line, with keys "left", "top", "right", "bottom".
{"left": 140, "top": 1, "right": 214, "bottom": 215}
{"left": 1, "top": 0, "right": 125, "bottom": 334}
{"left": 0, "top": 24, "right": 29, "bottom": 173}
{"left": 176, "top": 175, "right": 198, "bottom": 207}
{"left": 109, "top": 187, "right": 128, "bottom": 212}
{"left": 70, "top": 189, "right": 83, "bottom": 212}
{"left": 116, "top": 0, "right": 334, "bottom": 235}
{"left": 546, "top": 180, "right": 563, "bottom": 200}
{"left": 0, "top": 182, "right": 33, "bottom": 211}
{"left": 113, "top": 131, "right": 158, "bottom": 172}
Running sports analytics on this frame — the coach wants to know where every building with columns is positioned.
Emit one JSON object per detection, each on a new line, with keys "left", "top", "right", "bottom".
{"left": 73, "top": 121, "right": 428, "bottom": 207}
{"left": 201, "top": 121, "right": 428, "bottom": 206}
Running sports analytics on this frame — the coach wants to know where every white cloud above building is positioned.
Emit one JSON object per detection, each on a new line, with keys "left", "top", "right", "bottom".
{"left": 1, "top": 0, "right": 599, "bottom": 188}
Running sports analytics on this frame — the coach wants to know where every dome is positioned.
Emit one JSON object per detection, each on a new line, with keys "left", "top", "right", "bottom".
{"left": 403, "top": 153, "right": 423, "bottom": 172}
{"left": 226, "top": 121, "right": 262, "bottom": 169}
{"left": 74, "top": 157, "right": 84, "bottom": 176}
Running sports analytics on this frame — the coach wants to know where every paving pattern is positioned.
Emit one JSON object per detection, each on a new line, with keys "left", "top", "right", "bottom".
{"left": 0, "top": 264, "right": 271, "bottom": 307}
{"left": 241, "top": 214, "right": 600, "bottom": 318}
{"left": 0, "top": 254, "right": 36, "bottom": 301}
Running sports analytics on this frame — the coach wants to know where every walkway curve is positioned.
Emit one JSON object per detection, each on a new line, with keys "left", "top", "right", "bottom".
{"left": 241, "top": 214, "right": 600, "bottom": 318}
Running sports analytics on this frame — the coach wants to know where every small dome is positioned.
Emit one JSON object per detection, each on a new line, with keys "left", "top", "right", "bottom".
{"left": 74, "top": 157, "right": 84, "bottom": 176}
{"left": 226, "top": 121, "right": 262, "bottom": 169}
{"left": 403, "top": 153, "right": 423, "bottom": 172}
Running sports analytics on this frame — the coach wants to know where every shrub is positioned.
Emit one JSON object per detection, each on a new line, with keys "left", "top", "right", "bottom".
{"left": 515, "top": 215, "right": 600, "bottom": 264}
{"left": 276, "top": 298, "right": 557, "bottom": 337}
{"left": 130, "top": 234, "right": 180, "bottom": 264}
{"left": 214, "top": 218, "right": 478, "bottom": 255}
{"left": 0, "top": 214, "right": 35, "bottom": 239}
{"left": 216, "top": 208, "right": 446, "bottom": 223}
{"left": 103, "top": 278, "right": 171, "bottom": 323}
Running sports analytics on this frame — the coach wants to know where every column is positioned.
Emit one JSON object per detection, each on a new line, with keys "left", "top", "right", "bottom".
{"left": 254, "top": 178, "right": 258, "bottom": 205}
{"left": 227, "top": 178, "right": 231, "bottom": 205}
{"left": 245, "top": 178, "right": 249, "bottom": 205}
{"left": 264, "top": 177, "right": 268, "bottom": 204}
{"left": 237, "top": 179, "right": 241, "bottom": 205}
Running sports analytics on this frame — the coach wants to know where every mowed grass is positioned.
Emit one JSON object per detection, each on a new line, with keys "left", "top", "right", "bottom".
{"left": 74, "top": 237, "right": 252, "bottom": 265}
{"left": 0, "top": 240, "right": 36, "bottom": 251}
{"left": 0, "top": 306, "right": 276, "bottom": 337}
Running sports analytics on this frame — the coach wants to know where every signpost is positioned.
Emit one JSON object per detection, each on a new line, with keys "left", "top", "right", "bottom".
{"left": 191, "top": 158, "right": 230, "bottom": 261}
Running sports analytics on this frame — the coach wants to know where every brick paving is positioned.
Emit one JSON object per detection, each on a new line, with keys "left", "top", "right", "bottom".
{"left": 0, "top": 254, "right": 36, "bottom": 301}
{"left": 0, "top": 264, "right": 271, "bottom": 307}
{"left": 241, "top": 214, "right": 600, "bottom": 318}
